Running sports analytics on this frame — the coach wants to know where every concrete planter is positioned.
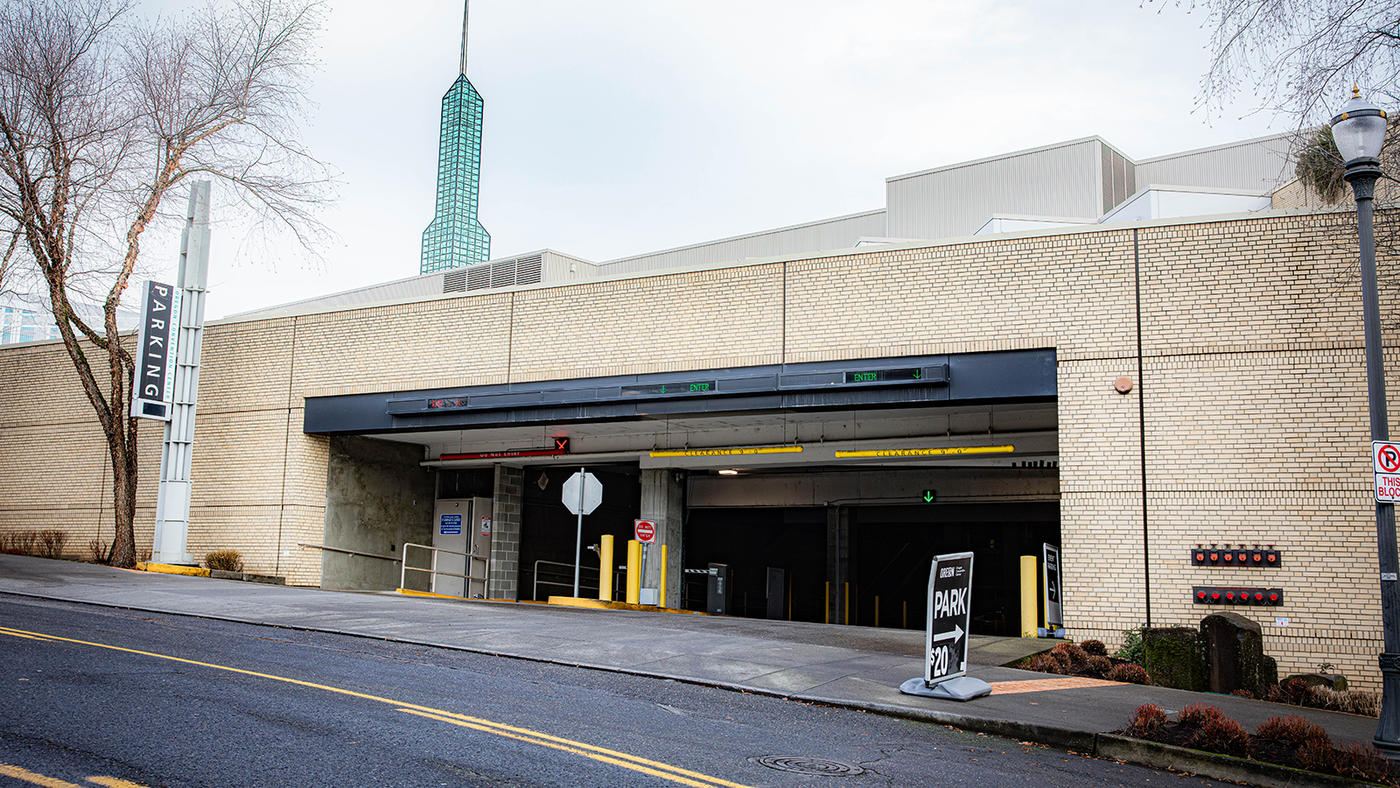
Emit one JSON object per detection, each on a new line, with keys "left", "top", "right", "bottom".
{"left": 1095, "top": 734, "right": 1377, "bottom": 788}
{"left": 209, "top": 569, "right": 285, "bottom": 585}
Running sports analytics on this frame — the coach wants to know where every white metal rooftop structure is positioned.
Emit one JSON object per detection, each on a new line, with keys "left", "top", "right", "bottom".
{"left": 229, "top": 130, "right": 1301, "bottom": 320}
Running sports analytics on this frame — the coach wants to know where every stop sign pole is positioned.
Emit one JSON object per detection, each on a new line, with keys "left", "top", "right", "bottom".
{"left": 573, "top": 467, "right": 585, "bottom": 597}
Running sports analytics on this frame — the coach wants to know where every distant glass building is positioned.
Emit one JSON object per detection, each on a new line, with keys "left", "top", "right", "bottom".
{"left": 421, "top": 2, "right": 490, "bottom": 275}
{"left": 0, "top": 302, "right": 59, "bottom": 345}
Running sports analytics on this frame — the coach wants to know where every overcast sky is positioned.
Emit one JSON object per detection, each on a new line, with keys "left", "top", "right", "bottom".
{"left": 140, "top": 0, "right": 1291, "bottom": 319}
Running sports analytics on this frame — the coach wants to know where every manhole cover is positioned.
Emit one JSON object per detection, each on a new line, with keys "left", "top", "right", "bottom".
{"left": 754, "top": 756, "right": 864, "bottom": 777}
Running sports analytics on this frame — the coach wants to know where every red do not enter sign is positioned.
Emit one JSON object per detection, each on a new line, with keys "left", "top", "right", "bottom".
{"left": 634, "top": 519, "right": 657, "bottom": 544}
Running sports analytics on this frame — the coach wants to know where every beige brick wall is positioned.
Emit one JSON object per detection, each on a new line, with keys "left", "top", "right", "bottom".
{"left": 1, "top": 207, "right": 1394, "bottom": 690}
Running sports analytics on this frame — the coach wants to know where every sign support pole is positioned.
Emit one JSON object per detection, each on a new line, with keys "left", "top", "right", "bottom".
{"left": 152, "top": 181, "right": 210, "bottom": 565}
{"left": 573, "top": 466, "right": 585, "bottom": 598}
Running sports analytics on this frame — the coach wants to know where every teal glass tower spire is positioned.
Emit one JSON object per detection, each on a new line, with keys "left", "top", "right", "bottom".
{"left": 421, "top": 1, "right": 489, "bottom": 274}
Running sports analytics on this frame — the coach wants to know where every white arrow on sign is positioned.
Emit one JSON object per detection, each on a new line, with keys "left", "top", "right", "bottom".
{"left": 932, "top": 623, "right": 964, "bottom": 644}
{"left": 562, "top": 471, "right": 602, "bottom": 515}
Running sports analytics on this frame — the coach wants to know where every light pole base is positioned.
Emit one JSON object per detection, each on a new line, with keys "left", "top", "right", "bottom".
{"left": 1376, "top": 653, "right": 1400, "bottom": 755}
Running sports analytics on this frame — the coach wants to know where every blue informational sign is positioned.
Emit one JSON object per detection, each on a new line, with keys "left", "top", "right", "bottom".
{"left": 439, "top": 514, "right": 462, "bottom": 535}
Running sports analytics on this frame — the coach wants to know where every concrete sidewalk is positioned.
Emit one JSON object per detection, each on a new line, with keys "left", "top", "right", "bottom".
{"left": 0, "top": 554, "right": 1381, "bottom": 758}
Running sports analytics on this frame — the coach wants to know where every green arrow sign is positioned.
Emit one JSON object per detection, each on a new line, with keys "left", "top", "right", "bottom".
{"left": 922, "top": 490, "right": 935, "bottom": 503}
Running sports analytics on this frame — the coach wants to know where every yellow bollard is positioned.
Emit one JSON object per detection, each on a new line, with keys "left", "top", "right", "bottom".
{"left": 626, "top": 539, "right": 641, "bottom": 604}
{"left": 824, "top": 582, "right": 830, "bottom": 624}
{"left": 844, "top": 582, "right": 850, "bottom": 625}
{"left": 1020, "top": 555, "right": 1038, "bottom": 637}
{"left": 598, "top": 535, "right": 614, "bottom": 601}
{"left": 659, "top": 543, "right": 668, "bottom": 609}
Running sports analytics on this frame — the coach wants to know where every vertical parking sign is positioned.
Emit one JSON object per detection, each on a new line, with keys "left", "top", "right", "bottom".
{"left": 130, "top": 281, "right": 181, "bottom": 421}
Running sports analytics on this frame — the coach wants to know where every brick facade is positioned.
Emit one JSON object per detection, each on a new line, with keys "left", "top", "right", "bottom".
{"left": 1, "top": 208, "right": 1395, "bottom": 688}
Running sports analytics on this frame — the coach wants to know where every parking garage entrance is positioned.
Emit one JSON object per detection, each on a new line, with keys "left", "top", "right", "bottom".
{"left": 680, "top": 466, "right": 1059, "bottom": 634}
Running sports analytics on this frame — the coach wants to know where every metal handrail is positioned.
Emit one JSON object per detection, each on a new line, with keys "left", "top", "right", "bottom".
{"left": 533, "top": 559, "right": 598, "bottom": 600}
{"left": 298, "top": 542, "right": 401, "bottom": 563}
{"left": 400, "top": 542, "right": 489, "bottom": 598}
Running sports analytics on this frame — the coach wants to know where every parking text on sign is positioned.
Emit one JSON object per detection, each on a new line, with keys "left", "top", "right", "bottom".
{"left": 1380, "top": 475, "right": 1400, "bottom": 502}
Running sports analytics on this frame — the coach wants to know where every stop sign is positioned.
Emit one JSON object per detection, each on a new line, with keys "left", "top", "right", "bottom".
{"left": 634, "top": 519, "right": 657, "bottom": 544}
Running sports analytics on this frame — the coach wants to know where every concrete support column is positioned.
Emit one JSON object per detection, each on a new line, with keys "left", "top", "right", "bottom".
{"left": 489, "top": 464, "right": 523, "bottom": 600}
{"left": 639, "top": 468, "right": 683, "bottom": 607}
{"left": 826, "top": 505, "right": 848, "bottom": 624}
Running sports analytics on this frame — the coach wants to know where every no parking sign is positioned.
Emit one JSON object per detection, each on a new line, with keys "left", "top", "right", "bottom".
{"left": 1375, "top": 442, "right": 1400, "bottom": 502}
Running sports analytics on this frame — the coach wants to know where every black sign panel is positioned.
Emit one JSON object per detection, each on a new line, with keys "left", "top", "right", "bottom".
{"left": 131, "top": 280, "right": 179, "bottom": 421}
{"left": 621, "top": 380, "right": 717, "bottom": 396}
{"left": 924, "top": 551, "right": 974, "bottom": 686}
{"left": 1043, "top": 543, "right": 1062, "bottom": 630}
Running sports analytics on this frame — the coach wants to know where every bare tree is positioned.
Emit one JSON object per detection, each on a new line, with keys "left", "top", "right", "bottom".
{"left": 1147, "top": 0, "right": 1398, "bottom": 123}
{"left": 0, "top": 0, "right": 329, "bottom": 567}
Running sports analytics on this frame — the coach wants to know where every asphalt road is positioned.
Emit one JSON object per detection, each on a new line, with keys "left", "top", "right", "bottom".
{"left": 0, "top": 596, "right": 1218, "bottom": 787}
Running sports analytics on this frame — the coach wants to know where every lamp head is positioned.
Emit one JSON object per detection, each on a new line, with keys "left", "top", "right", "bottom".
{"left": 1330, "top": 86, "right": 1388, "bottom": 165}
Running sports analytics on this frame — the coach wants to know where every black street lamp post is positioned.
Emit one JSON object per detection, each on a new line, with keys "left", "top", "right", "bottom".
{"left": 1332, "top": 88, "right": 1399, "bottom": 753}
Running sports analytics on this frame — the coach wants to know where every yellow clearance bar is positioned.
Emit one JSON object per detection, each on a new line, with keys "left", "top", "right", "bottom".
{"left": 649, "top": 446, "right": 804, "bottom": 458}
{"left": 834, "top": 445, "right": 1015, "bottom": 459}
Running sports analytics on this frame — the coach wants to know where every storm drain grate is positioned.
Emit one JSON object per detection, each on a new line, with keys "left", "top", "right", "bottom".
{"left": 754, "top": 756, "right": 864, "bottom": 777}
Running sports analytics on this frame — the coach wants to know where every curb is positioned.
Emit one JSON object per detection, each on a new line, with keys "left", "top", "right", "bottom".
{"left": 545, "top": 595, "right": 706, "bottom": 615}
{"left": 0, "top": 588, "right": 1376, "bottom": 787}
{"left": 134, "top": 562, "right": 209, "bottom": 578}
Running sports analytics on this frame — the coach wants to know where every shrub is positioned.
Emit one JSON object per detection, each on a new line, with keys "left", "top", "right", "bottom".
{"left": 1342, "top": 690, "right": 1380, "bottom": 717}
{"left": 1084, "top": 655, "right": 1112, "bottom": 678}
{"left": 1049, "top": 642, "right": 1088, "bottom": 673}
{"left": 1125, "top": 704, "right": 1168, "bottom": 740}
{"left": 87, "top": 539, "right": 109, "bottom": 564}
{"left": 1114, "top": 625, "right": 1146, "bottom": 665}
{"left": 1332, "top": 742, "right": 1395, "bottom": 784}
{"left": 204, "top": 549, "right": 243, "bottom": 572}
{"left": 1079, "top": 639, "right": 1107, "bottom": 657}
{"left": 1230, "top": 688, "right": 1255, "bottom": 699}
{"left": 1178, "top": 703, "right": 1226, "bottom": 729}
{"left": 1188, "top": 715, "right": 1249, "bottom": 757}
{"left": 1026, "top": 653, "right": 1063, "bottom": 674}
{"left": 1265, "top": 681, "right": 1382, "bottom": 717}
{"left": 1107, "top": 662, "right": 1149, "bottom": 684}
{"left": 13, "top": 530, "right": 40, "bottom": 556}
{"left": 1296, "top": 736, "right": 1335, "bottom": 773}
{"left": 1254, "top": 716, "right": 1330, "bottom": 750}
{"left": 36, "top": 529, "right": 69, "bottom": 559}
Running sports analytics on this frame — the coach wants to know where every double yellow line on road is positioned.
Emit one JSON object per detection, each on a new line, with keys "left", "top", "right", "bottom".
{"left": 0, "top": 626, "right": 747, "bottom": 788}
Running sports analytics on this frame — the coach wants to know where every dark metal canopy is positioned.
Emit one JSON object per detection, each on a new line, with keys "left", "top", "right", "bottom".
{"left": 303, "top": 349, "right": 1055, "bottom": 435}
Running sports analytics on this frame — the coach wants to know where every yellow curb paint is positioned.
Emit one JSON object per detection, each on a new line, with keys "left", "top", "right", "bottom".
{"left": 0, "top": 625, "right": 746, "bottom": 788}
{"left": 394, "top": 589, "right": 516, "bottom": 603}
{"left": 545, "top": 596, "right": 706, "bottom": 615}
{"left": 988, "top": 676, "right": 1121, "bottom": 695}
{"left": 134, "top": 562, "right": 210, "bottom": 578}
{"left": 0, "top": 761, "right": 80, "bottom": 788}
{"left": 394, "top": 588, "right": 465, "bottom": 600}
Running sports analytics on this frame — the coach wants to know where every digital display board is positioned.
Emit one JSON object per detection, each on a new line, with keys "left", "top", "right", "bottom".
{"left": 845, "top": 368, "right": 925, "bottom": 384}
{"left": 622, "top": 381, "right": 717, "bottom": 396}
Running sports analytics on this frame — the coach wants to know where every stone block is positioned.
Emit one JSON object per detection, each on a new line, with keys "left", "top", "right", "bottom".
{"left": 1200, "top": 612, "right": 1270, "bottom": 696}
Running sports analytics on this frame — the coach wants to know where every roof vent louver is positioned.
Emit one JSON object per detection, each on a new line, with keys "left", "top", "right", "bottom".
{"left": 491, "top": 259, "right": 515, "bottom": 288}
{"left": 515, "top": 255, "right": 543, "bottom": 285}
{"left": 442, "top": 270, "right": 467, "bottom": 293}
{"left": 466, "top": 265, "right": 490, "bottom": 290}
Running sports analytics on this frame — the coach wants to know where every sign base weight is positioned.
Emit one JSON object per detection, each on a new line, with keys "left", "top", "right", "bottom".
{"left": 898, "top": 676, "right": 992, "bottom": 701}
